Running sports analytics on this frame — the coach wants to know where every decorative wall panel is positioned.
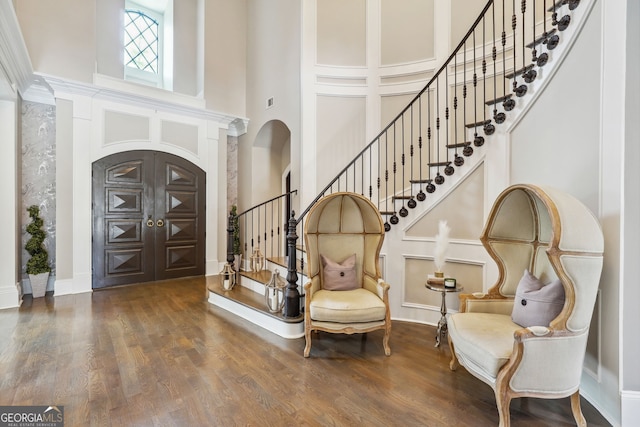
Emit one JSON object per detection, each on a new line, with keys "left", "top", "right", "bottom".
{"left": 104, "top": 110, "right": 150, "bottom": 144}
{"left": 21, "top": 101, "right": 56, "bottom": 288}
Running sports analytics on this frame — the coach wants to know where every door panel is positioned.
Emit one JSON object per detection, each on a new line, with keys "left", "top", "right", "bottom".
{"left": 93, "top": 150, "right": 205, "bottom": 288}
{"left": 154, "top": 155, "right": 205, "bottom": 279}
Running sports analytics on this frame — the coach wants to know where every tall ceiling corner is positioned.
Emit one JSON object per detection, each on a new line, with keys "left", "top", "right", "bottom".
{"left": 0, "top": 1, "right": 35, "bottom": 99}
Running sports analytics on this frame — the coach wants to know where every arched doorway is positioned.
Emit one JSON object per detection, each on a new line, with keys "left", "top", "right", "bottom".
{"left": 92, "top": 150, "right": 206, "bottom": 289}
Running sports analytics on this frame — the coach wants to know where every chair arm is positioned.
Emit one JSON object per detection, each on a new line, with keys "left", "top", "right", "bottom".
{"left": 514, "top": 326, "right": 578, "bottom": 341}
{"left": 459, "top": 292, "right": 514, "bottom": 314}
{"left": 376, "top": 279, "right": 390, "bottom": 301}
{"left": 500, "top": 327, "right": 588, "bottom": 394}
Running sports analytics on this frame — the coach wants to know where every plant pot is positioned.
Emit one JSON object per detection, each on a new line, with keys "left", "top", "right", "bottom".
{"left": 29, "top": 272, "right": 49, "bottom": 298}
{"left": 234, "top": 254, "right": 242, "bottom": 271}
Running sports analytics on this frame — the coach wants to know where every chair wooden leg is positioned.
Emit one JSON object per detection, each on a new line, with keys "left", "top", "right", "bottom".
{"left": 495, "top": 388, "right": 512, "bottom": 427}
{"left": 448, "top": 338, "right": 459, "bottom": 370}
{"left": 571, "top": 391, "right": 587, "bottom": 427}
{"left": 383, "top": 325, "right": 391, "bottom": 356}
{"left": 303, "top": 325, "right": 312, "bottom": 358}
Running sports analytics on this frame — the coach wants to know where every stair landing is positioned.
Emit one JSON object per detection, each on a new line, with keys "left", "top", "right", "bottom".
{"left": 207, "top": 275, "right": 304, "bottom": 339}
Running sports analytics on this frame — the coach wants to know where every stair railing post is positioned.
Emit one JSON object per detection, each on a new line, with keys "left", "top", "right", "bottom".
{"left": 227, "top": 210, "right": 236, "bottom": 269}
{"left": 284, "top": 211, "right": 300, "bottom": 318}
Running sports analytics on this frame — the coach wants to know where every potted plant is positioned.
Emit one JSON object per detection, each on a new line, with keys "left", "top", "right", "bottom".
{"left": 230, "top": 205, "right": 242, "bottom": 270}
{"left": 25, "top": 205, "right": 51, "bottom": 298}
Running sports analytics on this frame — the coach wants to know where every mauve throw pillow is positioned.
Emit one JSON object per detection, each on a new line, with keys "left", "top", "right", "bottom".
{"left": 511, "top": 269, "right": 565, "bottom": 327}
{"left": 321, "top": 254, "right": 358, "bottom": 291}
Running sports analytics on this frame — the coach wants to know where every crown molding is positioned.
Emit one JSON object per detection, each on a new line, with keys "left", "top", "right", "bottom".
{"left": 41, "top": 73, "right": 249, "bottom": 136}
{"left": 0, "top": 1, "right": 33, "bottom": 99}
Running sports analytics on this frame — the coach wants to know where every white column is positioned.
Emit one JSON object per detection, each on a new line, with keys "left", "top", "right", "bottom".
{"left": 0, "top": 100, "right": 21, "bottom": 308}
{"left": 206, "top": 121, "right": 223, "bottom": 275}
{"left": 71, "top": 95, "right": 94, "bottom": 294}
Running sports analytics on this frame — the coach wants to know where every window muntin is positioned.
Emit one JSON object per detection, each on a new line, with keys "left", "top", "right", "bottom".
{"left": 124, "top": 10, "right": 159, "bottom": 74}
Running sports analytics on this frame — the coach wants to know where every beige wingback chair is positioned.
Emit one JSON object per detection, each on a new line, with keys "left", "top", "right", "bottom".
{"left": 303, "top": 192, "right": 391, "bottom": 358}
{"left": 447, "top": 184, "right": 604, "bottom": 427}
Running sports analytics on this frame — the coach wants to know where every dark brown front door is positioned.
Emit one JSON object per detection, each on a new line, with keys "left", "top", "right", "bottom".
{"left": 92, "top": 150, "right": 206, "bottom": 289}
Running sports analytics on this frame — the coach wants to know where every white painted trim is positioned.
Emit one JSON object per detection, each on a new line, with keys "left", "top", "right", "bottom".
{"left": 621, "top": 390, "right": 640, "bottom": 427}
{"left": 207, "top": 291, "right": 304, "bottom": 339}
{"left": 42, "top": 73, "right": 248, "bottom": 134}
{"left": 0, "top": 286, "right": 21, "bottom": 310}
{"left": 0, "top": 1, "right": 33, "bottom": 96}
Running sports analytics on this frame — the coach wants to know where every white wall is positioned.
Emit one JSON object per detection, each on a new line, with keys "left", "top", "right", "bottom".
{"left": 241, "top": 0, "right": 302, "bottom": 214}
{"left": 621, "top": 0, "right": 640, "bottom": 424}
{"left": 509, "top": 1, "right": 625, "bottom": 424}
{"left": 15, "top": 0, "right": 96, "bottom": 84}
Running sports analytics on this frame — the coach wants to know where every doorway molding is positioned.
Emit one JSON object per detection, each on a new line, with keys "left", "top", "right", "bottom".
{"left": 49, "top": 80, "right": 245, "bottom": 296}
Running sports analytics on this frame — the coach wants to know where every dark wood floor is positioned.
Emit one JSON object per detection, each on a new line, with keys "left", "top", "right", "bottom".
{"left": 0, "top": 277, "right": 611, "bottom": 427}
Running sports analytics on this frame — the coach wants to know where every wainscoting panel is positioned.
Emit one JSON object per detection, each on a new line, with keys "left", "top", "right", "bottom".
{"left": 403, "top": 255, "right": 483, "bottom": 309}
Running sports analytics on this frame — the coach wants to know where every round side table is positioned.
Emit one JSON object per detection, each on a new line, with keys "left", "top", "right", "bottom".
{"left": 425, "top": 282, "right": 463, "bottom": 347}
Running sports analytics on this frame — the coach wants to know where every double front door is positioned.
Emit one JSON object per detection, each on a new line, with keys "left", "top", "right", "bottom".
{"left": 92, "top": 151, "right": 206, "bottom": 289}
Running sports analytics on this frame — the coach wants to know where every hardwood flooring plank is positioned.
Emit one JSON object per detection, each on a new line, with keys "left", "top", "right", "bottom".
{"left": 0, "top": 277, "right": 612, "bottom": 427}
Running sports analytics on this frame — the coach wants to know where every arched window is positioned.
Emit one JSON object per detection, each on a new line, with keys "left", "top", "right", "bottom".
{"left": 124, "top": 10, "right": 159, "bottom": 74}
{"left": 123, "top": 3, "right": 167, "bottom": 88}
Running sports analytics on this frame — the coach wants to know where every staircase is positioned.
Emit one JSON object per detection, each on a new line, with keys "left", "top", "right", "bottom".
{"left": 209, "top": 0, "right": 595, "bottom": 337}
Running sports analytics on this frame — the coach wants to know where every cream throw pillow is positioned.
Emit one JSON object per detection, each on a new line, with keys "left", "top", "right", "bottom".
{"left": 321, "top": 254, "right": 358, "bottom": 291}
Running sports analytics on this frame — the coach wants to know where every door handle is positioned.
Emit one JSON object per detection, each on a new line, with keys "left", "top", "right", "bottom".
{"left": 156, "top": 219, "right": 165, "bottom": 228}
{"left": 146, "top": 215, "right": 155, "bottom": 227}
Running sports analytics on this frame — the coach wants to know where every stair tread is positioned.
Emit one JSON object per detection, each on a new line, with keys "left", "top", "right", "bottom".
{"left": 208, "top": 278, "right": 304, "bottom": 323}
{"left": 409, "top": 179, "right": 433, "bottom": 184}
{"left": 446, "top": 141, "right": 471, "bottom": 148}
{"left": 465, "top": 119, "right": 492, "bottom": 129}
{"left": 428, "top": 161, "right": 452, "bottom": 167}
{"left": 485, "top": 94, "right": 513, "bottom": 106}
{"left": 505, "top": 64, "right": 535, "bottom": 79}
{"left": 526, "top": 29, "right": 558, "bottom": 48}
{"left": 392, "top": 195, "right": 414, "bottom": 200}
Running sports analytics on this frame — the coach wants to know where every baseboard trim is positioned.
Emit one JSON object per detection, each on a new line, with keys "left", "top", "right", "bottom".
{"left": 208, "top": 291, "right": 304, "bottom": 339}
{"left": 621, "top": 390, "right": 640, "bottom": 427}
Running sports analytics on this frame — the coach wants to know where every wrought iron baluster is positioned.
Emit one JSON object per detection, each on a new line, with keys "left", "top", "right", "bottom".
{"left": 416, "top": 96, "right": 426, "bottom": 201}
{"left": 444, "top": 71, "right": 454, "bottom": 176}
{"left": 384, "top": 132, "right": 391, "bottom": 231}
{"left": 399, "top": 116, "right": 408, "bottom": 217}
{"left": 408, "top": 104, "right": 417, "bottom": 208}
{"left": 390, "top": 123, "right": 399, "bottom": 224}
{"left": 427, "top": 88, "right": 435, "bottom": 193}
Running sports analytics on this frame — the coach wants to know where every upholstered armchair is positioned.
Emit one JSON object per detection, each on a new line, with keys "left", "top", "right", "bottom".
{"left": 447, "top": 184, "right": 604, "bottom": 427}
{"left": 303, "top": 192, "right": 391, "bottom": 358}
